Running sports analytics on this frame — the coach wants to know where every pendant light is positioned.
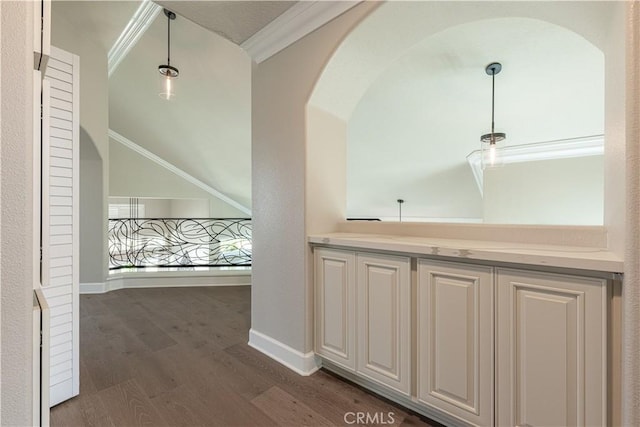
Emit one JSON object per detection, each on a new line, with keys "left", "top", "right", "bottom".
{"left": 480, "top": 62, "right": 505, "bottom": 168}
{"left": 158, "top": 9, "right": 178, "bottom": 100}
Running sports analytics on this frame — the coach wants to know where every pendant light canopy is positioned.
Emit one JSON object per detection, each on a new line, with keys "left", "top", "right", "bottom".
{"left": 480, "top": 62, "right": 505, "bottom": 168}
{"left": 158, "top": 9, "right": 178, "bottom": 100}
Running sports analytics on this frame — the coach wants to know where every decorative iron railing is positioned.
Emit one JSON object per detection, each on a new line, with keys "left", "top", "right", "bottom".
{"left": 108, "top": 218, "right": 251, "bottom": 270}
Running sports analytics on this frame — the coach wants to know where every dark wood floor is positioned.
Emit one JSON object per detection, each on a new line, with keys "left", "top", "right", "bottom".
{"left": 50, "top": 286, "right": 439, "bottom": 427}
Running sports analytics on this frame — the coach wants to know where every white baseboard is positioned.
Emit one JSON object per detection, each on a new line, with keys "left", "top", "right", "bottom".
{"left": 80, "top": 272, "right": 251, "bottom": 294}
{"left": 248, "top": 328, "right": 321, "bottom": 376}
{"left": 79, "top": 282, "right": 114, "bottom": 294}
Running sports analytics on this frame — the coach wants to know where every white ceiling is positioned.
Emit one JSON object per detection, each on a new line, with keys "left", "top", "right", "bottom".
{"left": 155, "top": 1, "right": 297, "bottom": 44}
{"left": 311, "top": 1, "right": 616, "bottom": 121}
{"left": 52, "top": 0, "right": 297, "bottom": 49}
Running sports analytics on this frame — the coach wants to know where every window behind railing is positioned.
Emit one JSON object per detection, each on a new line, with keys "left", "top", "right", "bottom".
{"left": 108, "top": 218, "right": 251, "bottom": 270}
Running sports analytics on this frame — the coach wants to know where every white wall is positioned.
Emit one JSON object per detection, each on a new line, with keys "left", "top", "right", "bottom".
{"left": 624, "top": 4, "right": 640, "bottom": 424}
{"left": 108, "top": 197, "right": 210, "bottom": 219}
{"left": 51, "top": 9, "right": 110, "bottom": 283}
{"left": 109, "top": 140, "right": 245, "bottom": 218}
{"left": 0, "top": 1, "right": 34, "bottom": 424}
{"left": 483, "top": 156, "right": 604, "bottom": 225}
{"left": 79, "top": 132, "right": 104, "bottom": 283}
{"left": 605, "top": 2, "right": 627, "bottom": 258}
{"left": 252, "top": 1, "right": 379, "bottom": 356}
{"left": 142, "top": 198, "right": 171, "bottom": 218}
{"left": 306, "top": 105, "right": 349, "bottom": 233}
{"left": 109, "top": 197, "right": 169, "bottom": 218}
{"left": 170, "top": 198, "right": 209, "bottom": 218}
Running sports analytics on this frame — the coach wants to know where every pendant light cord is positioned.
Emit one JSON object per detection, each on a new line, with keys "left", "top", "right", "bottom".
{"left": 491, "top": 71, "right": 495, "bottom": 137}
{"left": 167, "top": 14, "right": 171, "bottom": 66}
{"left": 480, "top": 62, "right": 504, "bottom": 147}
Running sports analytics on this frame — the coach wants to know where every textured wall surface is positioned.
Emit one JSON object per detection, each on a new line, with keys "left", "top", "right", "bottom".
{"left": 79, "top": 132, "right": 104, "bottom": 283}
{"left": 0, "top": 1, "right": 34, "bottom": 424}
{"left": 624, "top": 4, "right": 640, "bottom": 425}
{"left": 605, "top": 2, "right": 627, "bottom": 259}
{"left": 251, "top": 1, "right": 377, "bottom": 353}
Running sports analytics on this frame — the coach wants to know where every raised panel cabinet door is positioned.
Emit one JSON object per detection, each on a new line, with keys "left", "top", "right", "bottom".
{"left": 417, "top": 260, "right": 494, "bottom": 427}
{"left": 356, "top": 253, "right": 411, "bottom": 395}
{"left": 497, "top": 269, "right": 607, "bottom": 427}
{"left": 314, "top": 248, "right": 356, "bottom": 370}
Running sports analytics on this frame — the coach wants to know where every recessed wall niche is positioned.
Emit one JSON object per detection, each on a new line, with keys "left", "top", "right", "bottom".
{"left": 307, "top": 1, "right": 622, "bottom": 228}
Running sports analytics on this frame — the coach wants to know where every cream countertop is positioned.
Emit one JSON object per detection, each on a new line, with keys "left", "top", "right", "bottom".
{"left": 308, "top": 233, "right": 624, "bottom": 274}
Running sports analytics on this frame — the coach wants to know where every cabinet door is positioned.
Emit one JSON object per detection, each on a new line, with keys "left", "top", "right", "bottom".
{"left": 417, "top": 260, "right": 493, "bottom": 427}
{"left": 497, "top": 269, "right": 607, "bottom": 427}
{"left": 356, "top": 253, "right": 411, "bottom": 395}
{"left": 315, "top": 248, "right": 356, "bottom": 370}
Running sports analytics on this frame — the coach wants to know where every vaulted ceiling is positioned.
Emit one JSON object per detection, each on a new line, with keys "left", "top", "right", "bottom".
{"left": 155, "top": 1, "right": 296, "bottom": 45}
{"left": 51, "top": 1, "right": 142, "bottom": 51}
{"left": 109, "top": 7, "right": 253, "bottom": 209}
{"left": 52, "top": 0, "right": 303, "bottom": 214}
{"left": 52, "top": 0, "right": 297, "bottom": 50}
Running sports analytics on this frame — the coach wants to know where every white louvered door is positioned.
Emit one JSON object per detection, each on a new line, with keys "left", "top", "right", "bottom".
{"left": 42, "top": 46, "right": 79, "bottom": 407}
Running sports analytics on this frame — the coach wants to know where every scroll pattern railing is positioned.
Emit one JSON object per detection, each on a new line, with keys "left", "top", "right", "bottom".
{"left": 108, "top": 218, "right": 251, "bottom": 270}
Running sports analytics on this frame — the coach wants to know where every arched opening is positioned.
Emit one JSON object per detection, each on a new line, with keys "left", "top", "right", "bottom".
{"left": 306, "top": 1, "right": 624, "bottom": 246}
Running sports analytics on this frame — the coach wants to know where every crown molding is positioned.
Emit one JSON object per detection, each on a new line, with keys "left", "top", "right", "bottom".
{"left": 108, "top": 0, "right": 162, "bottom": 77}
{"left": 108, "top": 129, "right": 251, "bottom": 215}
{"left": 241, "top": 1, "right": 361, "bottom": 63}
{"left": 467, "top": 135, "right": 604, "bottom": 195}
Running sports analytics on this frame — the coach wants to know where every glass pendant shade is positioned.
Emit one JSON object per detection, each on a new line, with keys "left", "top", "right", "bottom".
{"left": 481, "top": 132, "right": 505, "bottom": 168}
{"left": 158, "top": 65, "right": 178, "bottom": 100}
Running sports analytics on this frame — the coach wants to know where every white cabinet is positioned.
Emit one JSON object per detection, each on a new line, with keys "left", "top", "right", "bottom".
{"left": 314, "top": 249, "right": 411, "bottom": 393}
{"left": 496, "top": 269, "right": 607, "bottom": 427}
{"left": 417, "top": 260, "right": 494, "bottom": 427}
{"left": 313, "top": 245, "right": 610, "bottom": 426}
{"left": 356, "top": 253, "right": 411, "bottom": 395}
{"left": 314, "top": 248, "right": 356, "bottom": 370}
